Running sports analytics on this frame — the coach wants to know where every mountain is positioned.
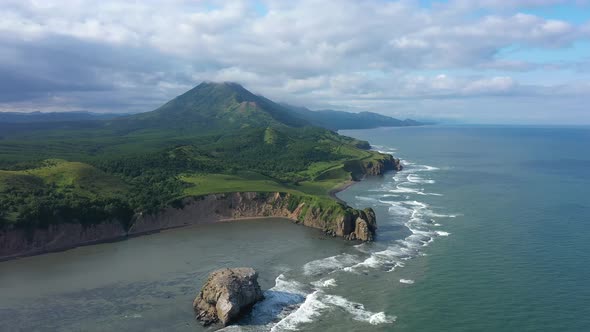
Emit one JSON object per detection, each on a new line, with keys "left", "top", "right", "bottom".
{"left": 112, "top": 82, "right": 308, "bottom": 133}
{"left": 0, "top": 111, "right": 122, "bottom": 123}
{"left": 0, "top": 83, "right": 421, "bottom": 132}
{"left": 0, "top": 82, "right": 381, "bottom": 158}
{"left": 0, "top": 81, "right": 402, "bottom": 252}
{"left": 282, "top": 104, "right": 423, "bottom": 130}
{"left": 109, "top": 82, "right": 422, "bottom": 133}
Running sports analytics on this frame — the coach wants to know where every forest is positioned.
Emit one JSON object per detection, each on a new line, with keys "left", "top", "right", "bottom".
{"left": 0, "top": 82, "right": 396, "bottom": 232}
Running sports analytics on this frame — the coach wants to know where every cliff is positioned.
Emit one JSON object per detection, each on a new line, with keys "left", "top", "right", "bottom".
{"left": 345, "top": 153, "right": 403, "bottom": 180}
{"left": 364, "top": 154, "right": 403, "bottom": 175}
{"left": 130, "top": 192, "right": 377, "bottom": 240}
{"left": 0, "top": 221, "right": 127, "bottom": 261}
{"left": 0, "top": 156, "right": 400, "bottom": 261}
{"left": 0, "top": 192, "right": 377, "bottom": 261}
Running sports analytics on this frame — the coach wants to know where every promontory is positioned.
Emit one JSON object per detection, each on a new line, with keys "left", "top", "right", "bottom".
{"left": 0, "top": 82, "right": 408, "bottom": 260}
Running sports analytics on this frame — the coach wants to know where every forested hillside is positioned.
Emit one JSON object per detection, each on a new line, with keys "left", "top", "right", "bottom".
{"left": 282, "top": 104, "right": 423, "bottom": 130}
{"left": 0, "top": 82, "right": 397, "bottom": 232}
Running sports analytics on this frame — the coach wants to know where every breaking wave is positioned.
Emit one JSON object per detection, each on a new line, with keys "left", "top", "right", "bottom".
{"left": 407, "top": 174, "right": 435, "bottom": 184}
{"left": 252, "top": 148, "right": 457, "bottom": 331}
{"left": 303, "top": 253, "right": 360, "bottom": 276}
{"left": 271, "top": 289, "right": 395, "bottom": 331}
{"left": 266, "top": 273, "right": 395, "bottom": 332}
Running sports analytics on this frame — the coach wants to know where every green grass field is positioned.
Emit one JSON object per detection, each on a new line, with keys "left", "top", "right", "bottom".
{"left": 181, "top": 172, "right": 296, "bottom": 196}
{"left": 180, "top": 168, "right": 352, "bottom": 198}
{"left": 0, "top": 159, "right": 128, "bottom": 198}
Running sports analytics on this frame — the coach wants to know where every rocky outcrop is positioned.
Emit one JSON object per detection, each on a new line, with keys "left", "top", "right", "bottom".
{"left": 347, "top": 208, "right": 377, "bottom": 241}
{"left": 130, "top": 192, "right": 377, "bottom": 241}
{"left": 193, "top": 268, "right": 264, "bottom": 326}
{"left": 363, "top": 154, "right": 403, "bottom": 176}
{"left": 345, "top": 153, "right": 403, "bottom": 180}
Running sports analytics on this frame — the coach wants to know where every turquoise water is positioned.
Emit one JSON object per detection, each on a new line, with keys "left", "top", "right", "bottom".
{"left": 338, "top": 125, "right": 590, "bottom": 331}
{"left": 1, "top": 125, "right": 589, "bottom": 331}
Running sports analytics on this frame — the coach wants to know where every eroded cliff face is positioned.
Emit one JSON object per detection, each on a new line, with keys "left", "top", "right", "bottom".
{"left": 346, "top": 153, "right": 403, "bottom": 180}
{"left": 0, "top": 221, "right": 126, "bottom": 261}
{"left": 0, "top": 193, "right": 377, "bottom": 260}
{"left": 0, "top": 156, "right": 400, "bottom": 260}
{"left": 130, "top": 192, "right": 377, "bottom": 241}
{"left": 363, "top": 154, "right": 403, "bottom": 176}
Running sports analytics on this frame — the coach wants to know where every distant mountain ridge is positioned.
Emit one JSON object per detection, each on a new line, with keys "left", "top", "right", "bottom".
{"left": 282, "top": 104, "right": 423, "bottom": 130}
{"left": 0, "top": 111, "right": 122, "bottom": 123}
{"left": 0, "top": 82, "right": 423, "bottom": 131}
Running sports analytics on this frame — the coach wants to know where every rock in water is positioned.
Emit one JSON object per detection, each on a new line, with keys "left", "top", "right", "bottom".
{"left": 193, "top": 268, "right": 264, "bottom": 327}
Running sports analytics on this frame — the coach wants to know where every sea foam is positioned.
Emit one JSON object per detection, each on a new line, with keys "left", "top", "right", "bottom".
{"left": 302, "top": 253, "right": 360, "bottom": 276}
{"left": 311, "top": 278, "right": 337, "bottom": 288}
{"left": 407, "top": 174, "right": 436, "bottom": 184}
{"left": 247, "top": 274, "right": 308, "bottom": 326}
{"left": 323, "top": 295, "right": 396, "bottom": 325}
{"left": 270, "top": 290, "right": 396, "bottom": 331}
{"left": 399, "top": 279, "right": 415, "bottom": 284}
{"left": 270, "top": 153, "right": 455, "bottom": 330}
{"left": 270, "top": 290, "right": 327, "bottom": 331}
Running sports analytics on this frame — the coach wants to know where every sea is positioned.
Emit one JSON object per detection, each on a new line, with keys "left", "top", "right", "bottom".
{"left": 1, "top": 125, "right": 589, "bottom": 331}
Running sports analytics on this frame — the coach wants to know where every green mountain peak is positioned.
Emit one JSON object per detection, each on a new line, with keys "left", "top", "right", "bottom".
{"left": 123, "top": 81, "right": 307, "bottom": 133}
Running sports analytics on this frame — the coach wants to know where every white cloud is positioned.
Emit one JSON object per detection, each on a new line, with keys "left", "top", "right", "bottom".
{"left": 0, "top": 0, "right": 588, "bottom": 123}
{"left": 462, "top": 76, "right": 517, "bottom": 95}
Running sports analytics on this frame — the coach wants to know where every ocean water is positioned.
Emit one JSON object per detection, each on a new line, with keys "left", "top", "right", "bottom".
{"left": 338, "top": 125, "right": 590, "bottom": 332}
{"left": 1, "top": 125, "right": 589, "bottom": 331}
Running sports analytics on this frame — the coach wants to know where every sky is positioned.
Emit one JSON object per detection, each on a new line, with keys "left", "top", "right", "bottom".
{"left": 0, "top": 0, "right": 589, "bottom": 124}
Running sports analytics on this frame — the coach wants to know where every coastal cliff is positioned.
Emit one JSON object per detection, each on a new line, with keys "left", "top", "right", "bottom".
{"left": 130, "top": 192, "right": 377, "bottom": 241}
{"left": 346, "top": 154, "right": 402, "bottom": 180}
{"left": 0, "top": 193, "right": 376, "bottom": 260}
{"left": 0, "top": 221, "right": 127, "bottom": 261}
{"left": 0, "top": 155, "right": 400, "bottom": 261}
{"left": 364, "top": 154, "right": 403, "bottom": 175}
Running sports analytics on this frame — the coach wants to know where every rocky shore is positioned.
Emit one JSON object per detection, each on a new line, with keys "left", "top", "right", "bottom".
{"left": 0, "top": 155, "right": 402, "bottom": 261}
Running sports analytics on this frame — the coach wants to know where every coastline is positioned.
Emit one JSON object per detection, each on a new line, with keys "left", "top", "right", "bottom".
{"left": 0, "top": 188, "right": 371, "bottom": 262}
{"left": 1, "top": 154, "right": 400, "bottom": 262}
{"left": 328, "top": 180, "right": 357, "bottom": 205}
{"left": 218, "top": 216, "right": 294, "bottom": 222}
{"left": 0, "top": 217, "right": 299, "bottom": 262}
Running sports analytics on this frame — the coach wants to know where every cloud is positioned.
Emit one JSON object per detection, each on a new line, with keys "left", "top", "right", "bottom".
{"left": 448, "top": 0, "right": 575, "bottom": 10}
{"left": 0, "top": 0, "right": 588, "bottom": 123}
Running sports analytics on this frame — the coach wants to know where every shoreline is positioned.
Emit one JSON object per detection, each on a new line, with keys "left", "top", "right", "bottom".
{"left": 1, "top": 157, "right": 400, "bottom": 262}
{"left": 0, "top": 217, "right": 300, "bottom": 263}
{"left": 328, "top": 180, "right": 357, "bottom": 204}
{"left": 218, "top": 216, "right": 295, "bottom": 223}
{"left": 1, "top": 187, "right": 370, "bottom": 262}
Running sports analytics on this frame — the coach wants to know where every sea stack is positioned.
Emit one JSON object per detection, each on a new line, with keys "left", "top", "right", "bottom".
{"left": 193, "top": 267, "right": 264, "bottom": 327}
